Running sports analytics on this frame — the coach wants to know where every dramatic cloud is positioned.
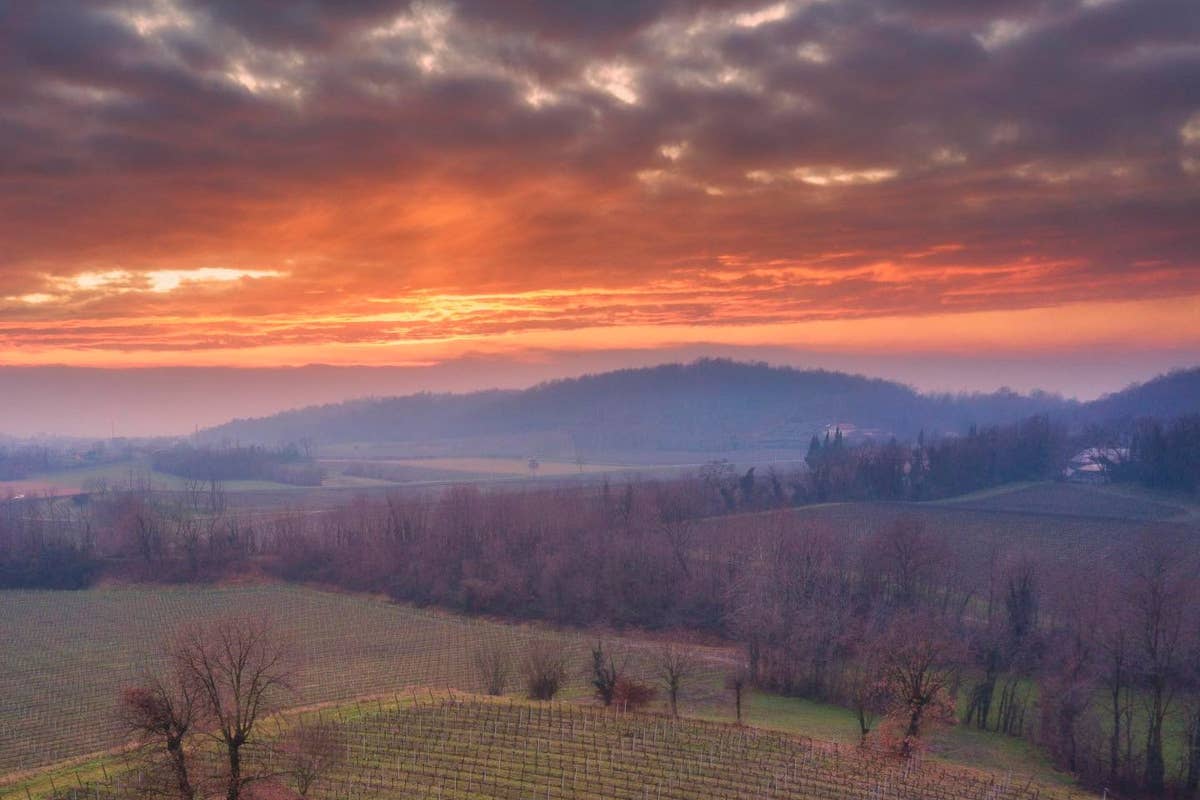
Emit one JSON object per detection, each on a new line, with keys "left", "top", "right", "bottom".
{"left": 1, "top": 0, "right": 1198, "bottom": 367}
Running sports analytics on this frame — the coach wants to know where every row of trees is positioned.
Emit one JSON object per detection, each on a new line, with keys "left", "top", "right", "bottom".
{"left": 7, "top": 410, "right": 1192, "bottom": 592}
{"left": 801, "top": 415, "right": 1068, "bottom": 503}
{"left": 0, "top": 439, "right": 127, "bottom": 481}
{"left": 471, "top": 639, "right": 700, "bottom": 719}
{"left": 1112, "top": 415, "right": 1200, "bottom": 493}
{"left": 151, "top": 443, "right": 322, "bottom": 487}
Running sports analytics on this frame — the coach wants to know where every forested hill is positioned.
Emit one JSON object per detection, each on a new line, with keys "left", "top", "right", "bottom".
{"left": 201, "top": 359, "right": 1074, "bottom": 455}
{"left": 1081, "top": 367, "right": 1200, "bottom": 423}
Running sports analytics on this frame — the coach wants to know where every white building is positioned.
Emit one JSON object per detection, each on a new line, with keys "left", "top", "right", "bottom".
{"left": 1063, "top": 447, "right": 1129, "bottom": 484}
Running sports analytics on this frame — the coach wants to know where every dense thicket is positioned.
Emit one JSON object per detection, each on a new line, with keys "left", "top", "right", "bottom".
{"left": 1112, "top": 416, "right": 1200, "bottom": 493}
{"left": 151, "top": 443, "right": 322, "bottom": 486}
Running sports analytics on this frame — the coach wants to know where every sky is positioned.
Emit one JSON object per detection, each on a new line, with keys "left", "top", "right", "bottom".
{"left": 1, "top": 0, "right": 1199, "bottom": 433}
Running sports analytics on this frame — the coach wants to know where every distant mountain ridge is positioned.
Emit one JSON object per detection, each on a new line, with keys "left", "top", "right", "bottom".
{"left": 201, "top": 359, "right": 1109, "bottom": 457}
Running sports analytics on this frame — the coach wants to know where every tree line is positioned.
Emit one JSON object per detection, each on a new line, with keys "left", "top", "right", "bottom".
{"left": 151, "top": 443, "right": 322, "bottom": 487}
{"left": 1109, "top": 415, "right": 1200, "bottom": 493}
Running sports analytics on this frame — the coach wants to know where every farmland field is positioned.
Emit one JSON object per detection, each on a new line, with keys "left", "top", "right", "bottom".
{"left": 332, "top": 456, "right": 627, "bottom": 477}
{"left": 935, "top": 481, "right": 1193, "bottom": 521}
{"left": 0, "top": 585, "right": 732, "bottom": 777}
{"left": 0, "top": 584, "right": 1078, "bottom": 791}
{"left": 22, "top": 694, "right": 1089, "bottom": 800}
{"left": 305, "top": 697, "right": 1087, "bottom": 800}
{"left": 0, "top": 460, "right": 393, "bottom": 497}
{"left": 703, "top": 490, "right": 1200, "bottom": 569}
{"left": 5, "top": 482, "right": 1173, "bottom": 794}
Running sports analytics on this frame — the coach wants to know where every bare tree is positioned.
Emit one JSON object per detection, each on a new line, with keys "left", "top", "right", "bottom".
{"left": 655, "top": 487, "right": 697, "bottom": 579}
{"left": 119, "top": 671, "right": 199, "bottom": 800}
{"left": 872, "top": 517, "right": 945, "bottom": 607}
{"left": 844, "top": 651, "right": 890, "bottom": 746}
{"left": 724, "top": 665, "right": 750, "bottom": 725}
{"left": 522, "top": 639, "right": 567, "bottom": 700}
{"left": 879, "top": 612, "right": 960, "bottom": 758}
{"left": 279, "top": 722, "right": 342, "bottom": 798}
{"left": 1126, "top": 538, "right": 1192, "bottom": 795}
{"left": 1184, "top": 688, "right": 1200, "bottom": 797}
{"left": 655, "top": 644, "right": 700, "bottom": 718}
{"left": 1094, "top": 589, "right": 1135, "bottom": 787}
{"left": 174, "top": 616, "right": 293, "bottom": 800}
{"left": 473, "top": 640, "right": 512, "bottom": 696}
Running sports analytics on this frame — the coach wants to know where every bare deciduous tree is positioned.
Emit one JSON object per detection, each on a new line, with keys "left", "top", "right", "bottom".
{"left": 119, "top": 671, "right": 199, "bottom": 800}
{"left": 655, "top": 644, "right": 699, "bottom": 718}
{"left": 473, "top": 640, "right": 512, "bottom": 697}
{"left": 279, "top": 722, "right": 342, "bottom": 798}
{"left": 174, "top": 616, "right": 293, "bottom": 800}
{"left": 1126, "top": 538, "right": 1191, "bottom": 795}
{"left": 845, "top": 660, "right": 889, "bottom": 746}
{"left": 724, "top": 665, "right": 750, "bottom": 725}
{"left": 879, "top": 612, "right": 959, "bottom": 758}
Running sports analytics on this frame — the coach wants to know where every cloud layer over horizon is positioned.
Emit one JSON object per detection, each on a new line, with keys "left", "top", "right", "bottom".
{"left": 2, "top": 0, "right": 1199, "bottom": 367}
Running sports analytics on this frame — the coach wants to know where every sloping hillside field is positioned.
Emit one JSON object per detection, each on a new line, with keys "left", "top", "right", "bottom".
{"left": 16, "top": 695, "right": 1086, "bottom": 800}
{"left": 0, "top": 585, "right": 657, "bottom": 774}
{"left": 0, "top": 583, "right": 1085, "bottom": 797}
{"left": 311, "top": 698, "right": 1082, "bottom": 800}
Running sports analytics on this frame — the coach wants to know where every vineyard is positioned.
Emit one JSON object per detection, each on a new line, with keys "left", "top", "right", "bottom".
{"left": 0, "top": 586, "right": 728, "bottom": 776}
{"left": 20, "top": 694, "right": 1091, "bottom": 800}
{"left": 702, "top": 495, "right": 1200, "bottom": 570}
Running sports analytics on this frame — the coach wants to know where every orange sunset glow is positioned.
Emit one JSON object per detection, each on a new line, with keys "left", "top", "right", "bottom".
{"left": 2, "top": 0, "right": 1200, "bottom": 433}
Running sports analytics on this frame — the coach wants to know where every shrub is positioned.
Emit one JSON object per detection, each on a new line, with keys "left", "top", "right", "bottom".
{"left": 613, "top": 677, "right": 656, "bottom": 712}
{"left": 522, "top": 640, "right": 568, "bottom": 700}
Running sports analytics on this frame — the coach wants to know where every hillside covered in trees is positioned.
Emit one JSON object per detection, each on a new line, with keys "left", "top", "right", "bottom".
{"left": 1081, "top": 367, "right": 1200, "bottom": 423}
{"left": 201, "top": 359, "right": 1080, "bottom": 455}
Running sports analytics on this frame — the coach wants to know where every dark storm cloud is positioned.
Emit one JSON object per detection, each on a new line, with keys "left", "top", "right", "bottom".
{"left": 0, "top": 0, "right": 1198, "bottom": 358}
{"left": 191, "top": 0, "right": 401, "bottom": 45}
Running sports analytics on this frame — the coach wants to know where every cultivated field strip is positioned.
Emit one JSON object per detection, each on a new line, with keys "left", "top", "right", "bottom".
{"left": 315, "top": 698, "right": 1079, "bottom": 800}
{"left": 37, "top": 696, "right": 1085, "bottom": 800}
{"left": 0, "top": 587, "right": 724, "bottom": 775}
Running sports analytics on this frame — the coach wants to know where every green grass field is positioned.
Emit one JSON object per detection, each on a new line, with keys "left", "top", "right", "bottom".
{"left": 378, "top": 457, "right": 622, "bottom": 476}
{"left": 0, "top": 460, "right": 317, "bottom": 496}
{"left": 933, "top": 481, "right": 1193, "bottom": 521}
{"left": 0, "top": 456, "right": 651, "bottom": 500}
